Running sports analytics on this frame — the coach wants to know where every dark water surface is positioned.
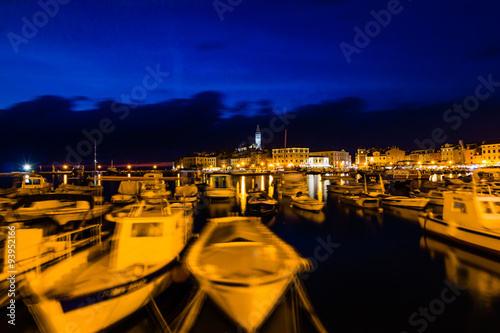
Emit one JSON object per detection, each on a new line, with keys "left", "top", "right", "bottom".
{"left": 2, "top": 174, "right": 500, "bottom": 332}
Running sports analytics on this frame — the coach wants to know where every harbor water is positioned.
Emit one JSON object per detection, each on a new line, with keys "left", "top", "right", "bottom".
{"left": 2, "top": 174, "right": 500, "bottom": 332}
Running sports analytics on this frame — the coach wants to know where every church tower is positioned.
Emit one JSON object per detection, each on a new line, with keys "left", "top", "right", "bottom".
{"left": 255, "top": 125, "right": 261, "bottom": 150}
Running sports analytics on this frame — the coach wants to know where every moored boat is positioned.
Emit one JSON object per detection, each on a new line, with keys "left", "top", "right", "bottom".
{"left": 111, "top": 181, "right": 140, "bottom": 204}
{"left": 16, "top": 174, "right": 52, "bottom": 196}
{"left": 247, "top": 192, "right": 278, "bottom": 215}
{"left": 339, "top": 195, "right": 381, "bottom": 210}
{"left": 174, "top": 183, "right": 199, "bottom": 203}
{"left": 0, "top": 193, "right": 110, "bottom": 235}
{"left": 278, "top": 172, "right": 308, "bottom": 196}
{"left": 381, "top": 196, "right": 430, "bottom": 210}
{"left": 23, "top": 199, "right": 193, "bottom": 333}
{"left": 327, "top": 183, "right": 363, "bottom": 195}
{"left": 184, "top": 216, "right": 312, "bottom": 332}
{"left": 419, "top": 186, "right": 500, "bottom": 254}
{"left": 0, "top": 223, "right": 102, "bottom": 307}
{"left": 290, "top": 192, "right": 325, "bottom": 212}
{"left": 205, "top": 173, "right": 236, "bottom": 200}
{"left": 139, "top": 173, "right": 171, "bottom": 202}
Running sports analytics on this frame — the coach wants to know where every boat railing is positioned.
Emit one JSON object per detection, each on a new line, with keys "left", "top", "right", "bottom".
{"left": 35, "top": 224, "right": 102, "bottom": 274}
{"left": 6, "top": 224, "right": 102, "bottom": 276}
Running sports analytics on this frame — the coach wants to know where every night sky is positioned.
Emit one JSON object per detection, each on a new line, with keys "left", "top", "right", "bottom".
{"left": 1, "top": 0, "right": 500, "bottom": 170}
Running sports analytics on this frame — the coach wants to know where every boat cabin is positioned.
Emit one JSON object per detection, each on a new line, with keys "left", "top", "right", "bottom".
{"left": 443, "top": 191, "right": 500, "bottom": 230}
{"left": 21, "top": 174, "right": 48, "bottom": 189}
{"left": 208, "top": 174, "right": 232, "bottom": 189}
{"left": 109, "top": 204, "right": 187, "bottom": 270}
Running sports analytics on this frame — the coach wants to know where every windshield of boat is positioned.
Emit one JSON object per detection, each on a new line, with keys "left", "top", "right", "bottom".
{"left": 479, "top": 201, "right": 500, "bottom": 215}
{"left": 131, "top": 222, "right": 163, "bottom": 237}
{"left": 24, "top": 178, "right": 41, "bottom": 185}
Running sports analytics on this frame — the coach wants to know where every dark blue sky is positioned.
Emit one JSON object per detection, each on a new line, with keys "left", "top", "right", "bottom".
{"left": 1, "top": 0, "right": 500, "bottom": 167}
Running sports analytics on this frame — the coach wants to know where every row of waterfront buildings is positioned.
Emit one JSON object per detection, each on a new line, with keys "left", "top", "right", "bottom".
{"left": 356, "top": 140, "right": 500, "bottom": 167}
{"left": 173, "top": 126, "right": 500, "bottom": 170}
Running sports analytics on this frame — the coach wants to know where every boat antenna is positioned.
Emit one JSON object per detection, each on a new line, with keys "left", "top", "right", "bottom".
{"left": 94, "top": 140, "right": 97, "bottom": 185}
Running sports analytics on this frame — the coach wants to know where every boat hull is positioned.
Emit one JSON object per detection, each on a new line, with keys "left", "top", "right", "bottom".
{"left": 382, "top": 197, "right": 429, "bottom": 210}
{"left": 290, "top": 200, "right": 325, "bottom": 212}
{"left": 247, "top": 201, "right": 277, "bottom": 215}
{"left": 419, "top": 213, "right": 500, "bottom": 254}
{"left": 199, "top": 276, "right": 292, "bottom": 332}
{"left": 26, "top": 266, "right": 172, "bottom": 333}
{"left": 340, "top": 196, "right": 381, "bottom": 210}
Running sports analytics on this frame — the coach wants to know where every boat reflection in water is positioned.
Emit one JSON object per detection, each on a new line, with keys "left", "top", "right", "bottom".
{"left": 421, "top": 236, "right": 500, "bottom": 311}
{"left": 292, "top": 205, "right": 326, "bottom": 223}
{"left": 382, "top": 206, "right": 421, "bottom": 223}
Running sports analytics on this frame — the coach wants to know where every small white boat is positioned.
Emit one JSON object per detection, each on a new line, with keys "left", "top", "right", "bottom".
{"left": 112, "top": 181, "right": 140, "bottom": 204}
{"left": 184, "top": 216, "right": 311, "bottom": 332}
{"left": 290, "top": 192, "right": 325, "bottom": 212}
{"left": 205, "top": 174, "right": 236, "bottom": 200}
{"left": 381, "top": 196, "right": 430, "bottom": 210}
{"left": 419, "top": 186, "right": 500, "bottom": 254}
{"left": 174, "top": 184, "right": 199, "bottom": 203}
{"left": 0, "top": 194, "right": 110, "bottom": 235}
{"left": 326, "top": 183, "right": 364, "bottom": 195}
{"left": 139, "top": 173, "right": 171, "bottom": 202}
{"left": 419, "top": 190, "right": 449, "bottom": 206}
{"left": 55, "top": 183, "right": 105, "bottom": 204}
{"left": 340, "top": 195, "right": 381, "bottom": 210}
{"left": 24, "top": 200, "right": 193, "bottom": 333}
{"left": 17, "top": 174, "right": 52, "bottom": 196}
{"left": 278, "top": 172, "right": 308, "bottom": 196}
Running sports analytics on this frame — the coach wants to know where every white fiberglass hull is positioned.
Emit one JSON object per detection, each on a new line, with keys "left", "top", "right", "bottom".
{"left": 186, "top": 217, "right": 310, "bottom": 332}
{"left": 382, "top": 197, "right": 429, "bottom": 209}
{"left": 419, "top": 213, "right": 500, "bottom": 254}
{"left": 340, "top": 196, "right": 381, "bottom": 210}
{"left": 26, "top": 263, "right": 173, "bottom": 333}
{"left": 198, "top": 276, "right": 292, "bottom": 332}
{"left": 290, "top": 197, "right": 325, "bottom": 212}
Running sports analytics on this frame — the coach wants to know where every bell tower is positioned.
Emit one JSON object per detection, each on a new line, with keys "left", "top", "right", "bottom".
{"left": 255, "top": 125, "right": 261, "bottom": 150}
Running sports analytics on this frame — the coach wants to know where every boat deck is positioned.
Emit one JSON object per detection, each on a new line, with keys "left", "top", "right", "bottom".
{"left": 198, "top": 243, "right": 295, "bottom": 282}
